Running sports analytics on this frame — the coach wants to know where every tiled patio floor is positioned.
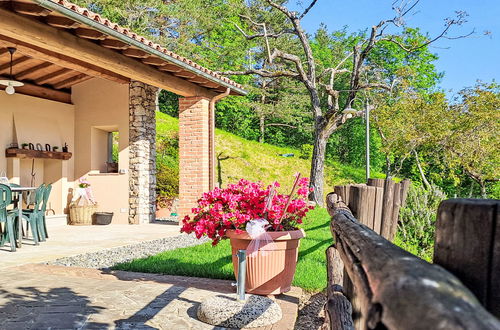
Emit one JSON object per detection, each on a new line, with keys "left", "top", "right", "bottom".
{"left": 0, "top": 219, "right": 301, "bottom": 329}
{"left": 0, "top": 217, "right": 181, "bottom": 268}
{"left": 0, "top": 264, "right": 300, "bottom": 329}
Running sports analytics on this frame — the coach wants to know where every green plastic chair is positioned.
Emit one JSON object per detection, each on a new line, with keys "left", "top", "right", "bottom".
{"left": 39, "top": 183, "right": 52, "bottom": 239}
{"left": 21, "top": 184, "right": 43, "bottom": 243}
{"left": 0, "top": 184, "right": 18, "bottom": 252}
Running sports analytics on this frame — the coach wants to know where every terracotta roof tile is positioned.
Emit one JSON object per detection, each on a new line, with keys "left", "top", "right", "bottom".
{"left": 44, "top": 0, "right": 242, "bottom": 90}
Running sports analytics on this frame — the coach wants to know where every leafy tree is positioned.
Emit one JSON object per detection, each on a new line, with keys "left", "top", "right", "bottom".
{"left": 375, "top": 82, "right": 499, "bottom": 198}
{"left": 375, "top": 90, "right": 452, "bottom": 184}
{"left": 444, "top": 82, "right": 500, "bottom": 197}
{"left": 219, "top": 0, "right": 467, "bottom": 205}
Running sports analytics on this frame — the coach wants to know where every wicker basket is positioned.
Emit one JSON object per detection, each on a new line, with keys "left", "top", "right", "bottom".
{"left": 68, "top": 203, "right": 98, "bottom": 226}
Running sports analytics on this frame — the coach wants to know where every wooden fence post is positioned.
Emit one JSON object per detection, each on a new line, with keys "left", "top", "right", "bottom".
{"left": 434, "top": 199, "right": 500, "bottom": 318}
{"left": 380, "top": 179, "right": 395, "bottom": 238}
{"left": 325, "top": 246, "right": 354, "bottom": 330}
{"left": 327, "top": 193, "right": 500, "bottom": 330}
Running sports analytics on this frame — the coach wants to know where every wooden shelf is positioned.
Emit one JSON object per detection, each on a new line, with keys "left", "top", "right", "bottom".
{"left": 6, "top": 148, "right": 72, "bottom": 160}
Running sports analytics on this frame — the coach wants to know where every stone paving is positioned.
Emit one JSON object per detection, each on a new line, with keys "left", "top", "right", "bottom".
{"left": 0, "top": 264, "right": 301, "bottom": 329}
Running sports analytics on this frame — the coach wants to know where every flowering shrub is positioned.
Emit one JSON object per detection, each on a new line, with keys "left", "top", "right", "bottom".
{"left": 180, "top": 177, "right": 314, "bottom": 245}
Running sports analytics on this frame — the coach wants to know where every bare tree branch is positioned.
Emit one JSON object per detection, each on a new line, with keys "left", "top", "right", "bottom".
{"left": 270, "top": 48, "right": 309, "bottom": 82}
{"left": 232, "top": 20, "right": 294, "bottom": 40}
{"left": 299, "top": 0, "right": 318, "bottom": 20}
{"left": 266, "top": 0, "right": 296, "bottom": 19}
{"left": 266, "top": 0, "right": 316, "bottom": 85}
{"left": 383, "top": 28, "right": 474, "bottom": 52}
{"left": 218, "top": 69, "right": 299, "bottom": 78}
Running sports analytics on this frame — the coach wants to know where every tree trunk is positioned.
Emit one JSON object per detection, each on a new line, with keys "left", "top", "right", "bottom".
{"left": 259, "top": 115, "right": 265, "bottom": 143}
{"left": 309, "top": 126, "right": 329, "bottom": 206}
{"left": 384, "top": 154, "right": 392, "bottom": 179}
{"left": 480, "top": 181, "right": 487, "bottom": 198}
{"left": 413, "top": 149, "right": 430, "bottom": 190}
{"left": 468, "top": 181, "right": 475, "bottom": 198}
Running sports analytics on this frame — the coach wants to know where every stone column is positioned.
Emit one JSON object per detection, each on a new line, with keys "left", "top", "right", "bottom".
{"left": 178, "top": 96, "right": 211, "bottom": 218}
{"left": 129, "top": 80, "right": 159, "bottom": 224}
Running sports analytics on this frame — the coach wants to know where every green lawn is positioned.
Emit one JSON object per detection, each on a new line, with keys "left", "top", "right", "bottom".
{"left": 113, "top": 207, "right": 332, "bottom": 292}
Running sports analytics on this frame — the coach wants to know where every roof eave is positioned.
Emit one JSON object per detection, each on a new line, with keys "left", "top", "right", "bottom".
{"left": 33, "top": 0, "right": 248, "bottom": 96}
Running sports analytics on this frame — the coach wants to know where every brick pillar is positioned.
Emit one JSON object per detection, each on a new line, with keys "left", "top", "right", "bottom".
{"left": 178, "top": 96, "right": 211, "bottom": 218}
{"left": 129, "top": 80, "right": 159, "bottom": 224}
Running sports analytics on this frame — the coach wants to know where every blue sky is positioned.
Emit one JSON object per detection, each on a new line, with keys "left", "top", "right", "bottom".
{"left": 296, "top": 0, "right": 499, "bottom": 98}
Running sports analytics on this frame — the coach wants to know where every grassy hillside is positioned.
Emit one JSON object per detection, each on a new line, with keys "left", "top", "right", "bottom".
{"left": 156, "top": 112, "right": 383, "bottom": 195}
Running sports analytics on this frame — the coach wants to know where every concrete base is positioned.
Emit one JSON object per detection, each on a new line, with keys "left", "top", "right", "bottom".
{"left": 197, "top": 294, "right": 282, "bottom": 329}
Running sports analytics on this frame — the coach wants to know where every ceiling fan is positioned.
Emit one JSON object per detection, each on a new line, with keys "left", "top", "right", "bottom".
{"left": 0, "top": 47, "right": 24, "bottom": 95}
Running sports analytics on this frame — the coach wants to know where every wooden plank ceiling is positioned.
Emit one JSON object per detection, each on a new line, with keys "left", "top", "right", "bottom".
{"left": 0, "top": 46, "right": 92, "bottom": 90}
{"left": 0, "top": 0, "right": 232, "bottom": 104}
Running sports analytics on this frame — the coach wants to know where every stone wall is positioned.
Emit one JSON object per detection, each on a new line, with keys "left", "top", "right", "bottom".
{"left": 129, "top": 80, "right": 159, "bottom": 224}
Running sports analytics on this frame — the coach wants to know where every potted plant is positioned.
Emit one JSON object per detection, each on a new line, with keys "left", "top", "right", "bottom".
{"left": 181, "top": 174, "right": 313, "bottom": 295}
{"left": 52, "top": 146, "right": 59, "bottom": 152}
{"left": 21, "top": 143, "right": 28, "bottom": 149}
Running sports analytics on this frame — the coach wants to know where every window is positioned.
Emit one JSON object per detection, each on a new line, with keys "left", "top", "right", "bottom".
{"left": 106, "top": 131, "right": 119, "bottom": 173}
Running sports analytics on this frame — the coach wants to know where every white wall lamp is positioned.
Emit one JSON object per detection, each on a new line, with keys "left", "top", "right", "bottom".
{"left": 0, "top": 48, "right": 24, "bottom": 95}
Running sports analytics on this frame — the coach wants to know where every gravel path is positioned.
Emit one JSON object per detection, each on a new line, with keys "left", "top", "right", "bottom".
{"left": 47, "top": 233, "right": 208, "bottom": 269}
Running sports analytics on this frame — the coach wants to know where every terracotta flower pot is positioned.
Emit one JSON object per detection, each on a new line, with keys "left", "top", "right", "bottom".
{"left": 226, "top": 229, "right": 305, "bottom": 295}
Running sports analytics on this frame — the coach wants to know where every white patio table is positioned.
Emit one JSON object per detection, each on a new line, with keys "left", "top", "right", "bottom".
{"left": 10, "top": 185, "right": 37, "bottom": 248}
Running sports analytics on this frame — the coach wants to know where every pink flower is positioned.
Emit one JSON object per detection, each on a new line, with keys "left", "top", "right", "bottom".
{"left": 179, "top": 176, "right": 315, "bottom": 245}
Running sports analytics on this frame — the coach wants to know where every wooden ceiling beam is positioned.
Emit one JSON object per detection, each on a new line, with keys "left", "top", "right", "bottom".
{"left": 11, "top": 2, "right": 51, "bottom": 17}
{"left": 0, "top": 8, "right": 210, "bottom": 97}
{"left": 46, "top": 15, "right": 81, "bottom": 29}
{"left": 100, "top": 39, "right": 130, "bottom": 50}
{"left": 122, "top": 48, "right": 149, "bottom": 58}
{"left": 188, "top": 77, "right": 210, "bottom": 84}
{"left": 142, "top": 56, "right": 166, "bottom": 66}
{"left": 0, "top": 38, "right": 128, "bottom": 84}
{"left": 35, "top": 68, "right": 72, "bottom": 85}
{"left": 53, "top": 73, "right": 91, "bottom": 89}
{"left": 15, "top": 62, "right": 53, "bottom": 80}
{"left": 199, "top": 82, "right": 219, "bottom": 88}
{"left": 0, "top": 48, "right": 7, "bottom": 57}
{"left": 0, "top": 56, "right": 31, "bottom": 72}
{"left": 158, "top": 64, "right": 183, "bottom": 73}
{"left": 0, "top": 75, "right": 71, "bottom": 103}
{"left": 174, "top": 71, "right": 197, "bottom": 79}
{"left": 75, "top": 27, "right": 107, "bottom": 40}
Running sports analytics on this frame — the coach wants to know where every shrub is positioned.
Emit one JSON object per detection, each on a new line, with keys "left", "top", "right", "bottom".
{"left": 299, "top": 144, "right": 313, "bottom": 160}
{"left": 156, "top": 134, "right": 179, "bottom": 200}
{"left": 156, "top": 164, "right": 179, "bottom": 199}
{"left": 395, "top": 184, "right": 446, "bottom": 261}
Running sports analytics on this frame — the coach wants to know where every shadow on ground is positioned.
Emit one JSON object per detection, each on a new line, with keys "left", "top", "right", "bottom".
{"left": 0, "top": 286, "right": 107, "bottom": 329}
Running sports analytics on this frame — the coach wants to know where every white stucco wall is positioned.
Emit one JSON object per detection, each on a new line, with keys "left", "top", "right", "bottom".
{"left": 72, "top": 78, "right": 130, "bottom": 224}
{"left": 0, "top": 92, "right": 75, "bottom": 214}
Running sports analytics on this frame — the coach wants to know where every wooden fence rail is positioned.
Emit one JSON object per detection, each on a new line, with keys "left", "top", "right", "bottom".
{"left": 325, "top": 193, "right": 500, "bottom": 330}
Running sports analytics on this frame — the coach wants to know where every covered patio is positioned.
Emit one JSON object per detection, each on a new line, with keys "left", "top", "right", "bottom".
{"left": 0, "top": 0, "right": 245, "bottom": 235}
